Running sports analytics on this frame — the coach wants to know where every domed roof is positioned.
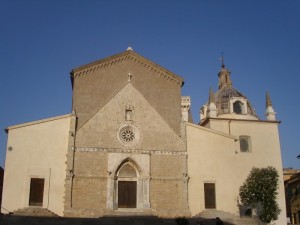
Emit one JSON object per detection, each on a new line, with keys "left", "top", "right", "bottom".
{"left": 215, "top": 86, "right": 256, "bottom": 116}
{"left": 209, "top": 64, "right": 258, "bottom": 119}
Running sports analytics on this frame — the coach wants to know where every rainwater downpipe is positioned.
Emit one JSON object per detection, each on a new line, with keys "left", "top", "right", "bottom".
{"left": 228, "top": 120, "right": 232, "bottom": 135}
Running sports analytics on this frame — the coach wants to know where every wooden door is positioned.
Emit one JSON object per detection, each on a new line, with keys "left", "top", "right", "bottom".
{"left": 118, "top": 181, "right": 137, "bottom": 208}
{"left": 29, "top": 178, "right": 44, "bottom": 206}
{"left": 204, "top": 183, "right": 216, "bottom": 209}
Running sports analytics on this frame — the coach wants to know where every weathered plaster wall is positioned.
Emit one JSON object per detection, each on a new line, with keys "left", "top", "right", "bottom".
{"left": 187, "top": 123, "right": 238, "bottom": 215}
{"left": 1, "top": 115, "right": 72, "bottom": 216}
{"left": 187, "top": 121, "right": 286, "bottom": 225}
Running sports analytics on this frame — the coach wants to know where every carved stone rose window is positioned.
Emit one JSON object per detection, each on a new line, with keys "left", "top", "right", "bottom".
{"left": 120, "top": 127, "right": 135, "bottom": 142}
{"left": 116, "top": 122, "right": 141, "bottom": 148}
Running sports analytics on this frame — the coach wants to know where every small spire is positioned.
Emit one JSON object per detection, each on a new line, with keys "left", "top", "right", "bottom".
{"left": 127, "top": 46, "right": 133, "bottom": 51}
{"left": 265, "top": 91, "right": 276, "bottom": 121}
{"left": 209, "top": 87, "right": 215, "bottom": 104}
{"left": 266, "top": 92, "right": 273, "bottom": 108}
{"left": 207, "top": 87, "right": 217, "bottom": 118}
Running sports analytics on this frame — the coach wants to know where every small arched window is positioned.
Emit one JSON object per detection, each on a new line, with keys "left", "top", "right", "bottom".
{"left": 233, "top": 101, "right": 243, "bottom": 114}
{"left": 239, "top": 136, "right": 251, "bottom": 152}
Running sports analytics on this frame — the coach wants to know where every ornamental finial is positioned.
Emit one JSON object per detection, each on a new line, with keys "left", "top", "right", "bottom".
{"left": 221, "top": 51, "right": 225, "bottom": 68}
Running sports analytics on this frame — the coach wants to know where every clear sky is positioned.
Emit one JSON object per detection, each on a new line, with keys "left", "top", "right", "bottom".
{"left": 1, "top": 0, "right": 300, "bottom": 169}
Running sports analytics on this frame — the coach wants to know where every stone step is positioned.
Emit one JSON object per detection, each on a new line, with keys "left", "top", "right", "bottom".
{"left": 104, "top": 208, "right": 154, "bottom": 217}
{"left": 13, "top": 207, "right": 59, "bottom": 217}
{"left": 195, "top": 209, "right": 238, "bottom": 219}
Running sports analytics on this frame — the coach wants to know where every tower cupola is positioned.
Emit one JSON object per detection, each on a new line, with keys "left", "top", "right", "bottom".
{"left": 200, "top": 59, "right": 258, "bottom": 122}
{"left": 218, "top": 62, "right": 232, "bottom": 89}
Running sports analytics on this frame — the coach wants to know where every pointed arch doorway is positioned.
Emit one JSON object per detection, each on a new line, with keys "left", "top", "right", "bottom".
{"left": 117, "top": 161, "right": 138, "bottom": 208}
{"left": 106, "top": 154, "right": 151, "bottom": 212}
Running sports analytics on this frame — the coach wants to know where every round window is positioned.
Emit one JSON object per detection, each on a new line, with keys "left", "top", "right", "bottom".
{"left": 116, "top": 122, "right": 141, "bottom": 148}
{"left": 120, "top": 127, "right": 135, "bottom": 142}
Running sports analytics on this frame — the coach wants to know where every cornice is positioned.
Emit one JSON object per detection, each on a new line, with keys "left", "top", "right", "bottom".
{"left": 70, "top": 50, "right": 184, "bottom": 87}
{"left": 5, "top": 113, "right": 74, "bottom": 133}
{"left": 199, "top": 117, "right": 281, "bottom": 127}
{"left": 186, "top": 122, "right": 238, "bottom": 140}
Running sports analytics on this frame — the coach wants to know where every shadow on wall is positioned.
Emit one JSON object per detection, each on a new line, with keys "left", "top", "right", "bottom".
{"left": 0, "top": 214, "right": 236, "bottom": 225}
{"left": 185, "top": 217, "right": 234, "bottom": 225}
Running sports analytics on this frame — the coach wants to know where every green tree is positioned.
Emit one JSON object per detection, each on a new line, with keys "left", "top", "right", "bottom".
{"left": 239, "top": 167, "right": 281, "bottom": 223}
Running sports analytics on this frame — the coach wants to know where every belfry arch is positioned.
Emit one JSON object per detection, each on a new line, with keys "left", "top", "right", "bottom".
{"left": 106, "top": 155, "right": 151, "bottom": 212}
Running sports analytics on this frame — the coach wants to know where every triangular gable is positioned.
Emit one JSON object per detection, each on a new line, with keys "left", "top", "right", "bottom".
{"left": 76, "top": 83, "right": 183, "bottom": 150}
{"left": 71, "top": 50, "right": 184, "bottom": 135}
{"left": 71, "top": 49, "right": 184, "bottom": 87}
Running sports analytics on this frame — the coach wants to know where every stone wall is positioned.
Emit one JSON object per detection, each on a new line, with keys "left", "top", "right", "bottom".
{"left": 72, "top": 50, "right": 183, "bottom": 136}
{"left": 64, "top": 50, "right": 188, "bottom": 217}
{"left": 150, "top": 154, "right": 189, "bottom": 217}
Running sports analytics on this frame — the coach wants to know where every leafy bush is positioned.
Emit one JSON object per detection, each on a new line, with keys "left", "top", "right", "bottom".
{"left": 239, "top": 167, "right": 281, "bottom": 223}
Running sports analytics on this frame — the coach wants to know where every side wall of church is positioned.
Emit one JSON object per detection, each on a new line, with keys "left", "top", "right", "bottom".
{"left": 187, "top": 124, "right": 238, "bottom": 216}
{"left": 189, "top": 120, "right": 287, "bottom": 225}
{"left": 1, "top": 115, "right": 71, "bottom": 216}
{"left": 226, "top": 120, "right": 286, "bottom": 225}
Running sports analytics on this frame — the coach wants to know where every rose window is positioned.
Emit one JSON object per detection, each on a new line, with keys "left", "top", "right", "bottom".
{"left": 121, "top": 128, "right": 135, "bottom": 142}
{"left": 116, "top": 122, "right": 142, "bottom": 148}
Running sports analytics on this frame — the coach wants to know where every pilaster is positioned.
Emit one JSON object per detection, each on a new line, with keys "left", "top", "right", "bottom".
{"left": 63, "top": 112, "right": 77, "bottom": 214}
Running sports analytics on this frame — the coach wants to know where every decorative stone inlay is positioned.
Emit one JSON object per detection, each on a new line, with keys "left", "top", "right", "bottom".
{"left": 71, "top": 52, "right": 183, "bottom": 87}
{"left": 151, "top": 177, "right": 184, "bottom": 181}
{"left": 75, "top": 147, "right": 187, "bottom": 155}
{"left": 73, "top": 175, "right": 107, "bottom": 180}
{"left": 116, "top": 122, "right": 142, "bottom": 148}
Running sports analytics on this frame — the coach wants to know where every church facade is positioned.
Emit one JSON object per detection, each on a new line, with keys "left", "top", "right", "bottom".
{"left": 1, "top": 49, "right": 286, "bottom": 224}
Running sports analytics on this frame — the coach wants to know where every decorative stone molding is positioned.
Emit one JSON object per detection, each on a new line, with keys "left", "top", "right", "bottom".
{"left": 72, "top": 175, "right": 107, "bottom": 181}
{"left": 229, "top": 97, "right": 248, "bottom": 114}
{"left": 75, "top": 147, "right": 187, "bottom": 155}
{"left": 151, "top": 177, "right": 184, "bottom": 181}
{"left": 106, "top": 153, "right": 150, "bottom": 210}
{"left": 124, "top": 104, "right": 134, "bottom": 111}
{"left": 71, "top": 51, "right": 183, "bottom": 87}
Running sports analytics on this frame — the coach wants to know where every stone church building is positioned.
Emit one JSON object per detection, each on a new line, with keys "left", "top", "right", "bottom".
{"left": 1, "top": 48, "right": 286, "bottom": 224}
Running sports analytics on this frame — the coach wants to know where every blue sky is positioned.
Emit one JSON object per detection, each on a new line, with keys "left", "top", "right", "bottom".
{"left": 1, "top": 0, "right": 300, "bottom": 169}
